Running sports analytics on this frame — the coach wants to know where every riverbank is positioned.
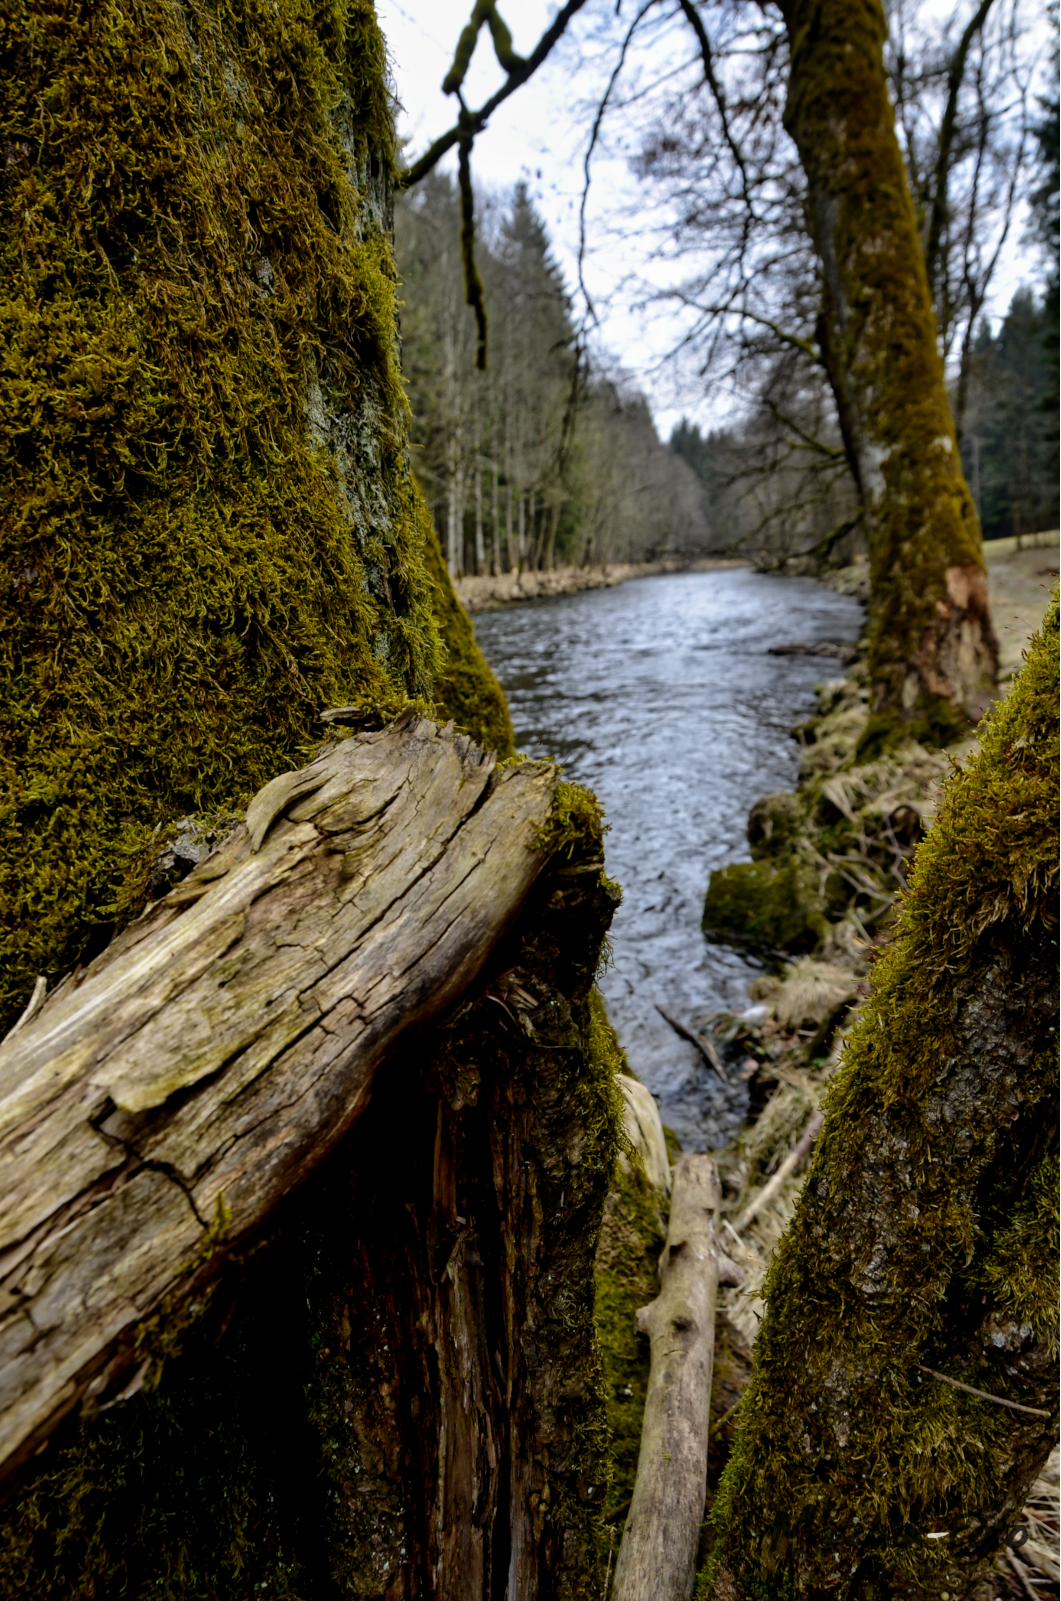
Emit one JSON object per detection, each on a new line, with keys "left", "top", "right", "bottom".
{"left": 689, "top": 551, "right": 1058, "bottom": 1595}
{"left": 824, "top": 535, "right": 1058, "bottom": 676}
{"left": 454, "top": 554, "right": 747, "bottom": 614}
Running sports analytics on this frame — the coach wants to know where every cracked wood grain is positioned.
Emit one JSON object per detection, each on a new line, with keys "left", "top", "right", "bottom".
{"left": 0, "top": 713, "right": 559, "bottom": 1482}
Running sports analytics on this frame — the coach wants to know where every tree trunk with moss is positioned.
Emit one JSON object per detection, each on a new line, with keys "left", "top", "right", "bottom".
{"left": 0, "top": 3, "right": 620, "bottom": 1596}
{"left": 0, "top": 0, "right": 505, "bottom": 1033}
{"left": 706, "top": 603, "right": 1059, "bottom": 1599}
{"left": 0, "top": 781, "right": 623, "bottom": 1599}
{"left": 0, "top": 716, "right": 556, "bottom": 1481}
{"left": 780, "top": 0, "right": 998, "bottom": 749}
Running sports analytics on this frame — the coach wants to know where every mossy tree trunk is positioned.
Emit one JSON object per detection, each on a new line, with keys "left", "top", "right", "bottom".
{"left": 0, "top": 3, "right": 622, "bottom": 1596}
{"left": 706, "top": 603, "right": 1059, "bottom": 1598}
{"left": 780, "top": 0, "right": 999, "bottom": 749}
{"left": 0, "top": 0, "right": 491, "bottom": 1030}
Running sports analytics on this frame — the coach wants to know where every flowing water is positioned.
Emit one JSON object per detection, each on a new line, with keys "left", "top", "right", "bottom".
{"left": 474, "top": 567, "right": 863, "bottom": 1152}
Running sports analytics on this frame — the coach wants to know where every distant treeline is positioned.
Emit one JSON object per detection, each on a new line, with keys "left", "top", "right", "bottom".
{"left": 397, "top": 179, "right": 1056, "bottom": 578}
{"left": 395, "top": 178, "right": 713, "bottom": 575}
{"left": 962, "top": 286, "right": 1059, "bottom": 541}
{"left": 668, "top": 278, "right": 1060, "bottom": 565}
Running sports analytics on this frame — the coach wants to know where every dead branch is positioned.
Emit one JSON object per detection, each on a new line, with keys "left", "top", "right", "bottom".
{"left": 611, "top": 1154, "right": 722, "bottom": 1601}
{"left": 655, "top": 1005, "right": 731, "bottom": 1084}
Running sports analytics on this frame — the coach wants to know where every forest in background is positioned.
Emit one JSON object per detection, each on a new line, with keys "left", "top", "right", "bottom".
{"left": 397, "top": 0, "right": 1059, "bottom": 575}
{"left": 396, "top": 177, "right": 716, "bottom": 574}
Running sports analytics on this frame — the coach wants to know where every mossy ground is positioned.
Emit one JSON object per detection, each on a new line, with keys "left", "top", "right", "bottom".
{"left": 0, "top": 0, "right": 457, "bottom": 1029}
{"left": 702, "top": 658, "right": 966, "bottom": 966}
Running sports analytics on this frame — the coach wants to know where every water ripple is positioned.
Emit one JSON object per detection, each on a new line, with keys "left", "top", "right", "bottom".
{"left": 474, "top": 567, "right": 863, "bottom": 1151}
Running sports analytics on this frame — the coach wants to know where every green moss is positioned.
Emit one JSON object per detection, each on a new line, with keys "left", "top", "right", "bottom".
{"left": 0, "top": 0, "right": 444, "bottom": 1028}
{"left": 705, "top": 602, "right": 1060, "bottom": 1596}
{"left": 593, "top": 1157, "right": 663, "bottom": 1518}
{"left": 747, "top": 792, "right": 803, "bottom": 860}
{"left": 536, "top": 779, "right": 608, "bottom": 861}
{"left": 702, "top": 856, "right": 826, "bottom": 956}
{"left": 420, "top": 501, "right": 515, "bottom": 755}
{"left": 0, "top": 1284, "right": 310, "bottom": 1600}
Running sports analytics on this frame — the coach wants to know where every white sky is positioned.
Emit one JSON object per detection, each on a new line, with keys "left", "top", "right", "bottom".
{"left": 377, "top": 0, "right": 1047, "bottom": 440}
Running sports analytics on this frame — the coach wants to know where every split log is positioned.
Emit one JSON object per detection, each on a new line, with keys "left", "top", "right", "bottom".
{"left": 0, "top": 712, "right": 559, "bottom": 1483}
{"left": 611, "top": 1154, "right": 722, "bottom": 1601}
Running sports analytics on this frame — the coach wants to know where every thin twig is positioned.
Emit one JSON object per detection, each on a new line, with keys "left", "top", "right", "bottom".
{"left": 1007, "top": 1549, "right": 1041, "bottom": 1600}
{"left": 603, "top": 1524, "right": 617, "bottom": 1598}
{"left": 708, "top": 1395, "right": 743, "bottom": 1439}
{"left": 735, "top": 1110, "right": 823, "bottom": 1232}
{"left": 399, "top": 0, "right": 591, "bottom": 187}
{"left": 457, "top": 132, "right": 487, "bottom": 368}
{"left": 915, "top": 1365, "right": 1051, "bottom": 1420}
{"left": 655, "top": 1003, "right": 731, "bottom": 1084}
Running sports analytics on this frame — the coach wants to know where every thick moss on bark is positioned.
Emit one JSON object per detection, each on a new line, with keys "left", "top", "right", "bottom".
{"left": 0, "top": 0, "right": 451, "bottom": 1028}
{"left": 706, "top": 604, "right": 1059, "bottom": 1599}
{"left": 422, "top": 509, "right": 515, "bottom": 756}
{"left": 0, "top": 786, "right": 623, "bottom": 1600}
{"left": 779, "top": 0, "right": 997, "bottom": 743}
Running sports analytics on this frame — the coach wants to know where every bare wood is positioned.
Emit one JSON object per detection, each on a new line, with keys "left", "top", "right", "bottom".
{"left": 734, "top": 1109, "right": 823, "bottom": 1233}
{"left": 611, "top": 1154, "right": 722, "bottom": 1601}
{"left": 655, "top": 1005, "right": 731, "bottom": 1085}
{"left": 0, "top": 713, "right": 559, "bottom": 1482}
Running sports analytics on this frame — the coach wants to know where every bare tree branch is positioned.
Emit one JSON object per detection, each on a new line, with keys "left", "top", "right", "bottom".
{"left": 398, "top": 0, "right": 592, "bottom": 189}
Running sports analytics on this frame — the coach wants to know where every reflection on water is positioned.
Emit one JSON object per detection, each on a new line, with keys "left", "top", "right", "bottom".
{"left": 474, "top": 567, "right": 863, "bottom": 1152}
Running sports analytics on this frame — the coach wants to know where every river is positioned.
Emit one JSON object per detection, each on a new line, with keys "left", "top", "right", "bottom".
{"left": 474, "top": 566, "right": 863, "bottom": 1152}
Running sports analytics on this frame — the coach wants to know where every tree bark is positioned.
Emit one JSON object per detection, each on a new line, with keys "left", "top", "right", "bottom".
{"left": 708, "top": 605, "right": 1059, "bottom": 1598}
{"left": 0, "top": 713, "right": 559, "bottom": 1484}
{"left": 611, "top": 1155, "right": 721, "bottom": 1601}
{"left": 780, "top": 0, "right": 999, "bottom": 747}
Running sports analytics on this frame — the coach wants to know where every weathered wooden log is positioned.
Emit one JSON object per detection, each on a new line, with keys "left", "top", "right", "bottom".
{"left": 611, "top": 1154, "right": 722, "bottom": 1601}
{"left": 0, "top": 712, "right": 560, "bottom": 1483}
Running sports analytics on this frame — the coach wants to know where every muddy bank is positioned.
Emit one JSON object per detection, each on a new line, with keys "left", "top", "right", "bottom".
{"left": 454, "top": 556, "right": 747, "bottom": 614}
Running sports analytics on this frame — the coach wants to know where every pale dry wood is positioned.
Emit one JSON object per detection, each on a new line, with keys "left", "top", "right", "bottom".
{"left": 735, "top": 1108, "right": 824, "bottom": 1233}
{"left": 0, "top": 713, "right": 559, "bottom": 1482}
{"left": 611, "top": 1154, "right": 722, "bottom": 1601}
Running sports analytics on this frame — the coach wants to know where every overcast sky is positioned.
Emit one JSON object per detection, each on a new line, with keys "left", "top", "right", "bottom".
{"left": 376, "top": 0, "right": 1045, "bottom": 441}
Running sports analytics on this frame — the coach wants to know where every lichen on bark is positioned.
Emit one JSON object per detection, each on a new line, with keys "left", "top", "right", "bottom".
{"left": 779, "top": 0, "right": 998, "bottom": 747}
{"left": 704, "top": 601, "right": 1059, "bottom": 1597}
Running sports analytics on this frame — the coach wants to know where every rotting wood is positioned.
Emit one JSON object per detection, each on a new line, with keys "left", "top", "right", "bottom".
{"left": 0, "top": 711, "right": 560, "bottom": 1484}
{"left": 611, "top": 1154, "right": 722, "bottom": 1601}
